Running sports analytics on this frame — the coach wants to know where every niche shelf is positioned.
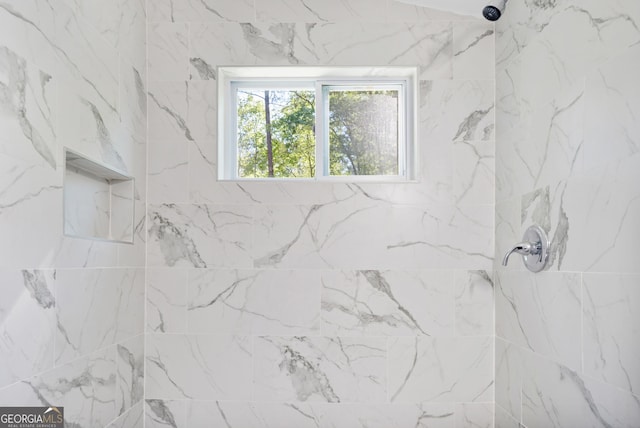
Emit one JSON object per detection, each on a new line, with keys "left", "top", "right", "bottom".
{"left": 63, "top": 149, "right": 135, "bottom": 244}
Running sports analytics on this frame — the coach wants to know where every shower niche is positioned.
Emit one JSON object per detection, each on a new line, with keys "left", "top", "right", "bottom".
{"left": 63, "top": 149, "right": 135, "bottom": 244}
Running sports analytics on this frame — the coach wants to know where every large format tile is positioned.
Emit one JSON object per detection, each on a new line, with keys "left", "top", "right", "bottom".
{"left": 388, "top": 336, "right": 493, "bottom": 403}
{"left": 494, "top": 117, "right": 530, "bottom": 202}
{"left": 495, "top": 338, "right": 522, "bottom": 421}
{"left": 146, "top": 268, "right": 188, "bottom": 333}
{"left": 148, "top": 0, "right": 255, "bottom": 23}
{"left": 495, "top": 78, "right": 585, "bottom": 201}
{"left": 55, "top": 268, "right": 145, "bottom": 365}
{"left": 583, "top": 273, "right": 640, "bottom": 394}
{"left": 522, "top": 350, "right": 640, "bottom": 428}
{"left": 0, "top": 45, "right": 62, "bottom": 269}
{"left": 148, "top": 23, "right": 189, "bottom": 82}
{"left": 438, "top": 204, "right": 494, "bottom": 270}
{"left": 375, "top": 204, "right": 449, "bottom": 270}
{"left": 455, "top": 403, "right": 494, "bottom": 428}
{"left": 453, "top": 140, "right": 495, "bottom": 205}
{"left": 52, "top": 234, "right": 117, "bottom": 268}
{"left": 494, "top": 0, "right": 565, "bottom": 71}
{"left": 78, "top": 0, "right": 147, "bottom": 74}
{"left": 188, "top": 269, "right": 321, "bottom": 335}
{"left": 0, "top": 43, "right": 57, "bottom": 168}
{"left": 252, "top": 201, "right": 387, "bottom": 269}
{"left": 145, "top": 399, "right": 186, "bottom": 428}
{"left": 145, "top": 334, "right": 252, "bottom": 400}
{"left": 192, "top": 180, "right": 351, "bottom": 207}
{"left": 147, "top": 204, "right": 253, "bottom": 268}
{"left": 560, "top": 159, "right": 640, "bottom": 273}
{"left": 189, "top": 22, "right": 453, "bottom": 79}
{"left": 186, "top": 401, "right": 320, "bottom": 428}
{"left": 453, "top": 21, "right": 495, "bottom": 80}
{"left": 57, "top": 78, "right": 130, "bottom": 176}
{"left": 118, "top": 64, "right": 147, "bottom": 144}
{"left": 583, "top": 42, "right": 640, "bottom": 174}
{"left": 147, "top": 139, "right": 189, "bottom": 204}
{"left": 116, "top": 335, "right": 144, "bottom": 417}
{"left": 187, "top": 401, "right": 463, "bottom": 428}
{"left": 107, "top": 401, "right": 143, "bottom": 428}
{"left": 258, "top": 201, "right": 492, "bottom": 270}
{"left": 0, "top": 346, "right": 118, "bottom": 427}
{"left": 254, "top": 336, "right": 386, "bottom": 403}
{"left": 321, "top": 269, "right": 454, "bottom": 336}
{"left": 117, "top": 199, "right": 147, "bottom": 268}
{"left": 1, "top": 0, "right": 146, "bottom": 424}
{"left": 188, "top": 139, "right": 218, "bottom": 204}
{"left": 420, "top": 80, "right": 495, "bottom": 144}
{"left": 495, "top": 405, "right": 521, "bottom": 428}
{"left": 169, "top": 396, "right": 454, "bottom": 426}
{"left": 494, "top": 198, "right": 519, "bottom": 270}
{"left": 256, "top": 0, "right": 389, "bottom": 23}
{"left": 54, "top": 4, "right": 119, "bottom": 111}
{"left": 495, "top": 271, "right": 581, "bottom": 369}
{"left": 497, "top": 3, "right": 640, "bottom": 124}
{"left": 454, "top": 270, "right": 494, "bottom": 336}
{"left": 314, "top": 402, "right": 457, "bottom": 428}
{"left": 387, "top": 1, "right": 469, "bottom": 22}
{"left": 186, "top": 80, "right": 217, "bottom": 141}
{"left": 147, "top": 81, "right": 192, "bottom": 142}
{"left": 0, "top": 1, "right": 58, "bottom": 74}
{"left": 0, "top": 270, "right": 56, "bottom": 388}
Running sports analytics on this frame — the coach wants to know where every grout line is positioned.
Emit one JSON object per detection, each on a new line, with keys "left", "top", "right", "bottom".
{"left": 580, "top": 272, "right": 584, "bottom": 377}
{"left": 144, "top": 0, "right": 150, "bottom": 425}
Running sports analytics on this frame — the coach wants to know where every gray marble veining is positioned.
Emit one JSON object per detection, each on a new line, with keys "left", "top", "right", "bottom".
{"left": 148, "top": 90, "right": 193, "bottom": 141}
{"left": 0, "top": 46, "right": 56, "bottom": 168}
{"left": 146, "top": 334, "right": 252, "bottom": 400}
{"left": 0, "top": 270, "right": 56, "bottom": 387}
{"left": 254, "top": 336, "right": 386, "bottom": 403}
{"left": 149, "top": 207, "right": 207, "bottom": 267}
{"left": 2, "top": 0, "right": 146, "bottom": 426}
{"left": 145, "top": 399, "right": 181, "bottom": 428}
{"left": 117, "top": 338, "right": 144, "bottom": 416}
{"left": 389, "top": 336, "right": 493, "bottom": 403}
{"left": 496, "top": 0, "right": 640, "bottom": 426}
{"left": 22, "top": 269, "right": 55, "bottom": 308}
{"left": 321, "top": 270, "right": 454, "bottom": 336}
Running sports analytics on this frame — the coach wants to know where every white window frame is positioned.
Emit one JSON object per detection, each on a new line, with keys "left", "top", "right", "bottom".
{"left": 218, "top": 66, "right": 417, "bottom": 182}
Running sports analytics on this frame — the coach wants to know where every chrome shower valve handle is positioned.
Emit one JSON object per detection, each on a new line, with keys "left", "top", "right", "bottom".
{"left": 502, "top": 242, "right": 533, "bottom": 265}
{"left": 502, "top": 225, "right": 549, "bottom": 273}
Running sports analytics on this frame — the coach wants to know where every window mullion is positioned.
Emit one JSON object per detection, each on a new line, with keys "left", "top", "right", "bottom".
{"left": 398, "top": 82, "right": 406, "bottom": 177}
{"left": 314, "top": 81, "right": 324, "bottom": 179}
{"left": 228, "top": 82, "right": 239, "bottom": 179}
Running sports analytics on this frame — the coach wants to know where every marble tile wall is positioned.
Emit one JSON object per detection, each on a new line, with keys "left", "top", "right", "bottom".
{"left": 0, "top": 0, "right": 146, "bottom": 426}
{"left": 145, "top": 0, "right": 496, "bottom": 426}
{"left": 494, "top": 0, "right": 640, "bottom": 426}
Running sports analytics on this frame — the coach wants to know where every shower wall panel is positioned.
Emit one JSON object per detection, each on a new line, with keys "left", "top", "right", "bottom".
{"left": 0, "top": 0, "right": 147, "bottom": 426}
{"left": 144, "top": 0, "right": 497, "bottom": 426}
{"left": 494, "top": 0, "right": 640, "bottom": 426}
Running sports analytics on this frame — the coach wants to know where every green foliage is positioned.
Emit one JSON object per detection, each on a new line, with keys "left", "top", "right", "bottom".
{"left": 237, "top": 90, "right": 315, "bottom": 178}
{"left": 237, "top": 92, "right": 268, "bottom": 177}
{"left": 328, "top": 90, "right": 399, "bottom": 176}
{"left": 236, "top": 87, "right": 399, "bottom": 178}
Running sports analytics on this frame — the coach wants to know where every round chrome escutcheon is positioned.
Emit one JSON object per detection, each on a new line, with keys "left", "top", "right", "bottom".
{"left": 522, "top": 225, "right": 550, "bottom": 273}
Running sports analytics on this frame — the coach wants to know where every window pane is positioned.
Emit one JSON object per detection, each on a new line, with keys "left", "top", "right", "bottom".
{"left": 328, "top": 88, "right": 399, "bottom": 176}
{"left": 236, "top": 89, "right": 316, "bottom": 178}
